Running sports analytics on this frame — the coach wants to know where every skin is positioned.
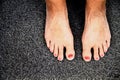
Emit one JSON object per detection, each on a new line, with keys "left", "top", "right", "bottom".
{"left": 82, "top": 0, "right": 111, "bottom": 62}
{"left": 45, "top": 0, "right": 75, "bottom": 61}
{"left": 45, "top": 0, "right": 111, "bottom": 61}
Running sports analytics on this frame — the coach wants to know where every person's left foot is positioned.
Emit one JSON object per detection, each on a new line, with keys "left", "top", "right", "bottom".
{"left": 82, "top": 2, "right": 111, "bottom": 62}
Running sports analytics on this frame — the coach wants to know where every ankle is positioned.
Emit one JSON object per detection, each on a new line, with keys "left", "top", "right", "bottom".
{"left": 86, "top": 0, "right": 106, "bottom": 13}
{"left": 46, "top": 0, "right": 67, "bottom": 13}
{"left": 85, "top": 1, "right": 106, "bottom": 18}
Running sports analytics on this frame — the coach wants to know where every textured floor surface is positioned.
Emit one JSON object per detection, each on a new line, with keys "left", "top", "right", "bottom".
{"left": 0, "top": 0, "right": 120, "bottom": 80}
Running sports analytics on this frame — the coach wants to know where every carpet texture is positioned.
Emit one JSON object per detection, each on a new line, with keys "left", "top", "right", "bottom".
{"left": 0, "top": 0, "right": 120, "bottom": 80}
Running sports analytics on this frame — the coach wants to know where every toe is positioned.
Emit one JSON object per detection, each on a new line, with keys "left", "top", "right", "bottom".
{"left": 53, "top": 45, "right": 58, "bottom": 57}
{"left": 45, "top": 39, "right": 50, "bottom": 48}
{"left": 99, "top": 45, "right": 104, "bottom": 58}
{"left": 103, "top": 41, "right": 108, "bottom": 53}
{"left": 50, "top": 42, "right": 54, "bottom": 53}
{"left": 58, "top": 46, "right": 64, "bottom": 61}
{"left": 66, "top": 45, "right": 75, "bottom": 61}
{"left": 82, "top": 46, "right": 92, "bottom": 62}
{"left": 107, "top": 39, "right": 111, "bottom": 48}
{"left": 93, "top": 46, "right": 100, "bottom": 61}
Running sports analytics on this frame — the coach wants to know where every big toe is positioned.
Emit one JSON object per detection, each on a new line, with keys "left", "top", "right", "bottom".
{"left": 66, "top": 45, "right": 75, "bottom": 60}
{"left": 82, "top": 47, "right": 92, "bottom": 62}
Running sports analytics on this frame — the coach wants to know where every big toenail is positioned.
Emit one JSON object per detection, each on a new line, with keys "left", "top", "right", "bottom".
{"left": 68, "top": 54, "right": 73, "bottom": 58}
{"left": 85, "top": 56, "right": 90, "bottom": 60}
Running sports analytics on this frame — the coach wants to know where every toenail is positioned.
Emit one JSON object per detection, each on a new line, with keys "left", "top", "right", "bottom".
{"left": 85, "top": 56, "right": 90, "bottom": 60}
{"left": 58, "top": 58, "right": 62, "bottom": 61}
{"left": 105, "top": 50, "right": 107, "bottom": 53}
{"left": 101, "top": 54, "right": 104, "bottom": 57}
{"left": 54, "top": 54, "right": 57, "bottom": 57}
{"left": 104, "top": 50, "right": 107, "bottom": 53}
{"left": 105, "top": 48, "right": 108, "bottom": 52}
{"left": 50, "top": 50, "right": 53, "bottom": 52}
{"left": 68, "top": 54, "right": 73, "bottom": 58}
{"left": 96, "top": 57, "right": 99, "bottom": 60}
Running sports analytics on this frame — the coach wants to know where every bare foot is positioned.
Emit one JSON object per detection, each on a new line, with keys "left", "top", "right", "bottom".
{"left": 45, "top": 0, "right": 75, "bottom": 61}
{"left": 82, "top": 0, "right": 111, "bottom": 62}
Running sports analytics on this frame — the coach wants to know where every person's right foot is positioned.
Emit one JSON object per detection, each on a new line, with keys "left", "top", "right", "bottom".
{"left": 45, "top": 0, "right": 75, "bottom": 61}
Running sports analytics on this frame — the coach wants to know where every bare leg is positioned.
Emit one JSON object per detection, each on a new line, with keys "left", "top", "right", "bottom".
{"left": 45, "top": 0, "right": 75, "bottom": 61}
{"left": 82, "top": 0, "right": 111, "bottom": 62}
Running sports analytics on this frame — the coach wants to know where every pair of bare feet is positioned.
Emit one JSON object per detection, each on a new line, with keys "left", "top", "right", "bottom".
{"left": 45, "top": 0, "right": 111, "bottom": 62}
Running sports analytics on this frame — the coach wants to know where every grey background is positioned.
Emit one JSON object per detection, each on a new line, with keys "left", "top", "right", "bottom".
{"left": 0, "top": 0, "right": 120, "bottom": 80}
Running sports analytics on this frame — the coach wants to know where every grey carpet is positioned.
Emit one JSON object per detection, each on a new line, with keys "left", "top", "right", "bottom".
{"left": 0, "top": 0, "right": 120, "bottom": 80}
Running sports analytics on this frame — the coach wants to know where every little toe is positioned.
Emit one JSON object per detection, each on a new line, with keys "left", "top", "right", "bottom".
{"left": 82, "top": 47, "right": 92, "bottom": 62}
{"left": 58, "top": 46, "right": 64, "bottom": 61}
{"left": 99, "top": 45, "right": 104, "bottom": 58}
{"left": 45, "top": 39, "right": 50, "bottom": 48}
{"left": 53, "top": 45, "right": 58, "bottom": 57}
{"left": 107, "top": 39, "right": 111, "bottom": 48}
{"left": 50, "top": 42, "right": 54, "bottom": 53}
{"left": 93, "top": 46, "right": 100, "bottom": 61}
{"left": 66, "top": 46, "right": 75, "bottom": 61}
